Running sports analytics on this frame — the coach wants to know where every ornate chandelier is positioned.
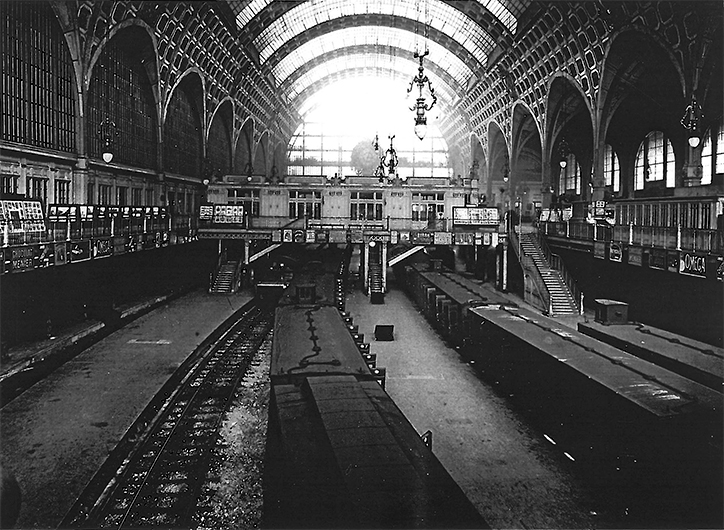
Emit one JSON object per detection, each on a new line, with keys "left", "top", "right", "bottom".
{"left": 407, "top": 49, "right": 437, "bottom": 141}
{"left": 374, "top": 134, "right": 399, "bottom": 178}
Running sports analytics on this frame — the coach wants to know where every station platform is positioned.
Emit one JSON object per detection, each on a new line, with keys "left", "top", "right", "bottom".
{"left": 578, "top": 319, "right": 724, "bottom": 392}
{"left": 0, "top": 289, "right": 253, "bottom": 529}
{"left": 344, "top": 278, "right": 600, "bottom": 529}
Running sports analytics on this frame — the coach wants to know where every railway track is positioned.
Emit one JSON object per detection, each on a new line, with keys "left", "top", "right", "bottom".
{"left": 62, "top": 303, "right": 273, "bottom": 529}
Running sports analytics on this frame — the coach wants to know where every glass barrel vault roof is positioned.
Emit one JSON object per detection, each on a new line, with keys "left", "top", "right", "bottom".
{"left": 274, "top": 27, "right": 470, "bottom": 95}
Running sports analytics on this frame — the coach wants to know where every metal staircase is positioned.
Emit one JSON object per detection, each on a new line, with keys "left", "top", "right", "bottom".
{"left": 519, "top": 234, "right": 578, "bottom": 315}
{"left": 209, "top": 260, "right": 239, "bottom": 294}
{"left": 367, "top": 246, "right": 384, "bottom": 304}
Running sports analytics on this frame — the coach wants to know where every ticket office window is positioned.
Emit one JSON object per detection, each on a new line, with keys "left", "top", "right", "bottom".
{"left": 350, "top": 191, "right": 383, "bottom": 220}
{"left": 412, "top": 193, "right": 444, "bottom": 221}
{"left": 228, "top": 189, "right": 259, "bottom": 217}
{"left": 2, "top": 175, "right": 19, "bottom": 195}
{"left": 28, "top": 176, "right": 47, "bottom": 204}
{"left": 289, "top": 190, "right": 321, "bottom": 219}
{"left": 54, "top": 179, "right": 70, "bottom": 204}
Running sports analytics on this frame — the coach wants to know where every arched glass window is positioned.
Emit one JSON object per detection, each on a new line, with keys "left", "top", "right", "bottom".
{"left": 634, "top": 131, "right": 675, "bottom": 190}
{"left": 603, "top": 144, "right": 620, "bottom": 193}
{"left": 558, "top": 153, "right": 580, "bottom": 196}
{"left": 700, "top": 116, "right": 724, "bottom": 186}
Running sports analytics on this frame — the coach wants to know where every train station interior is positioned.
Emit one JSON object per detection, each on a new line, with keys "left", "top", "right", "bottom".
{"left": 1, "top": 1, "right": 723, "bottom": 529}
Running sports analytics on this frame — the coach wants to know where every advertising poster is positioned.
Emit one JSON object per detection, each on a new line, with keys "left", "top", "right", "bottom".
{"left": 113, "top": 236, "right": 126, "bottom": 255}
{"left": 350, "top": 228, "right": 364, "bottom": 243}
{"left": 713, "top": 256, "right": 724, "bottom": 282}
{"left": 37, "top": 244, "right": 53, "bottom": 268}
{"left": 282, "top": 229, "right": 293, "bottom": 242}
{"left": 593, "top": 241, "right": 606, "bottom": 260}
{"left": 398, "top": 231, "right": 410, "bottom": 243}
{"left": 329, "top": 230, "right": 347, "bottom": 244}
{"left": 0, "top": 199, "right": 47, "bottom": 235}
{"left": 8, "top": 245, "right": 36, "bottom": 272}
{"left": 649, "top": 248, "right": 667, "bottom": 270}
{"left": 305, "top": 230, "right": 316, "bottom": 243}
{"left": 69, "top": 240, "right": 91, "bottom": 262}
{"left": 667, "top": 251, "right": 679, "bottom": 273}
{"left": 679, "top": 251, "right": 706, "bottom": 278}
{"left": 213, "top": 205, "right": 245, "bottom": 224}
{"left": 199, "top": 204, "right": 213, "bottom": 222}
{"left": 94, "top": 238, "right": 113, "bottom": 258}
{"left": 411, "top": 232, "right": 433, "bottom": 245}
{"left": 315, "top": 230, "right": 328, "bottom": 243}
{"left": 609, "top": 243, "right": 622, "bottom": 262}
{"left": 455, "top": 232, "right": 474, "bottom": 245}
{"left": 628, "top": 246, "right": 642, "bottom": 266}
{"left": 434, "top": 232, "right": 452, "bottom": 245}
{"left": 55, "top": 243, "right": 68, "bottom": 265}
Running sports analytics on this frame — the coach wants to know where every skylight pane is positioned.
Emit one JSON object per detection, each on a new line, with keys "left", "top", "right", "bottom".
{"left": 272, "top": 27, "right": 472, "bottom": 90}
{"left": 284, "top": 53, "right": 455, "bottom": 105}
{"left": 254, "top": 0, "right": 497, "bottom": 65}
{"left": 476, "top": 0, "right": 517, "bottom": 33}
{"left": 231, "top": 0, "right": 273, "bottom": 30}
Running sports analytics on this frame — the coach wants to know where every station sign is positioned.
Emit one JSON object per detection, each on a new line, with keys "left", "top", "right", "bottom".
{"left": 452, "top": 207, "right": 500, "bottom": 227}
{"left": 434, "top": 232, "right": 452, "bottom": 245}
{"left": 212, "top": 204, "right": 245, "bottom": 224}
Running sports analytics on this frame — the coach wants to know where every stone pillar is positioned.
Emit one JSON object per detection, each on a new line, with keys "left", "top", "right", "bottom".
{"left": 682, "top": 144, "right": 703, "bottom": 187}
{"left": 381, "top": 241, "right": 387, "bottom": 292}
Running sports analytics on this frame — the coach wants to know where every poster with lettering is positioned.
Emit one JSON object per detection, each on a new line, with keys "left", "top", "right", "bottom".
{"left": 434, "top": 231, "right": 452, "bottom": 245}
{"left": 454, "top": 232, "right": 475, "bottom": 246}
{"left": 679, "top": 251, "right": 706, "bottom": 278}
{"left": 9, "top": 245, "right": 36, "bottom": 272}
{"left": 0, "top": 199, "right": 47, "bottom": 235}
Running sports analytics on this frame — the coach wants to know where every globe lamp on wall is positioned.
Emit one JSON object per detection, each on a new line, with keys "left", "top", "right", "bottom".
{"left": 558, "top": 137, "right": 569, "bottom": 169}
{"left": 681, "top": 95, "right": 703, "bottom": 148}
{"left": 98, "top": 116, "right": 117, "bottom": 164}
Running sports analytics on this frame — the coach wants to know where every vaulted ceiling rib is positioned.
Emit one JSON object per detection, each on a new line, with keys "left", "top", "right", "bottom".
{"left": 283, "top": 51, "right": 456, "bottom": 105}
{"left": 273, "top": 28, "right": 470, "bottom": 96}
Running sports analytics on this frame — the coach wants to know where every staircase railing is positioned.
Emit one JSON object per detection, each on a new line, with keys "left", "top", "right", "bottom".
{"left": 535, "top": 231, "right": 582, "bottom": 314}
{"left": 208, "top": 250, "right": 230, "bottom": 293}
{"left": 520, "top": 254, "right": 552, "bottom": 314}
{"left": 511, "top": 226, "right": 554, "bottom": 314}
{"left": 232, "top": 260, "right": 244, "bottom": 293}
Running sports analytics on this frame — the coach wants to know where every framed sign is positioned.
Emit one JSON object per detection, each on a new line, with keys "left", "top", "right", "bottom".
{"left": 452, "top": 207, "right": 500, "bottom": 226}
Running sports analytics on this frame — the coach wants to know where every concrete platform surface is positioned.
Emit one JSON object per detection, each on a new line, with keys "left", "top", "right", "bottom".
{"left": 0, "top": 289, "right": 252, "bottom": 529}
{"left": 345, "top": 280, "right": 600, "bottom": 529}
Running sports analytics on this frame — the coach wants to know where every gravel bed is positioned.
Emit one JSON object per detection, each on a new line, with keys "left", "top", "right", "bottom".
{"left": 192, "top": 335, "right": 271, "bottom": 529}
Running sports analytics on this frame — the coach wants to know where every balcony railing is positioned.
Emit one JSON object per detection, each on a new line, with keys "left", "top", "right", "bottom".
{"left": 541, "top": 219, "right": 722, "bottom": 254}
